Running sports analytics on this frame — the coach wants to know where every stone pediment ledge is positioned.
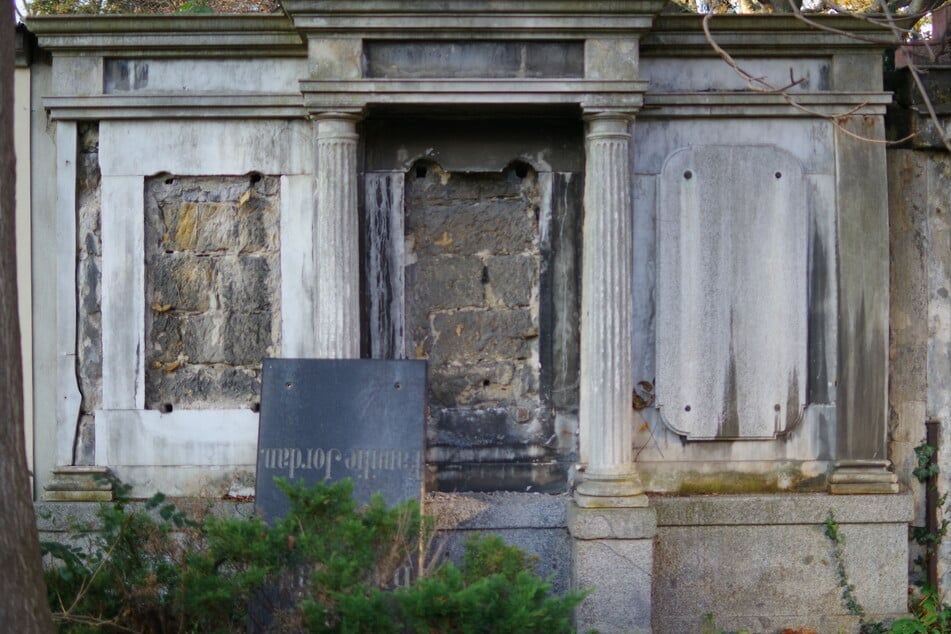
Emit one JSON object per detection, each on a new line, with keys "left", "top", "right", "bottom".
{"left": 25, "top": 10, "right": 896, "bottom": 61}
{"left": 643, "top": 14, "right": 897, "bottom": 56}
{"left": 299, "top": 79, "right": 649, "bottom": 112}
{"left": 26, "top": 14, "right": 305, "bottom": 57}
{"left": 282, "top": 0, "right": 668, "bottom": 37}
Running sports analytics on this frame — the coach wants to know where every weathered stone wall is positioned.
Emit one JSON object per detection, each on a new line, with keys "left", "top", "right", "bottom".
{"left": 76, "top": 122, "right": 102, "bottom": 465}
{"left": 887, "top": 138, "right": 951, "bottom": 599}
{"left": 404, "top": 162, "right": 549, "bottom": 484}
{"left": 144, "top": 175, "right": 281, "bottom": 410}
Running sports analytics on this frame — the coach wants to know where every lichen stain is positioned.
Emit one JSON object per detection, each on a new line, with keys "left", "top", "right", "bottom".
{"left": 173, "top": 202, "right": 198, "bottom": 250}
{"left": 434, "top": 231, "right": 453, "bottom": 248}
{"left": 807, "top": 216, "right": 830, "bottom": 404}
{"left": 784, "top": 368, "right": 802, "bottom": 432}
{"left": 718, "top": 315, "right": 740, "bottom": 438}
{"left": 668, "top": 468, "right": 826, "bottom": 495}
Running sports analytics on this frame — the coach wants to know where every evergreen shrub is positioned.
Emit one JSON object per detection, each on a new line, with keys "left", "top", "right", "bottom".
{"left": 42, "top": 478, "right": 588, "bottom": 633}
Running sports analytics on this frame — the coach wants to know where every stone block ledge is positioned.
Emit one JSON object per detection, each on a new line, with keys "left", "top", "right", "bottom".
{"left": 426, "top": 491, "right": 569, "bottom": 531}
{"left": 652, "top": 492, "right": 914, "bottom": 527}
{"left": 34, "top": 499, "right": 256, "bottom": 533}
{"left": 568, "top": 503, "right": 658, "bottom": 540}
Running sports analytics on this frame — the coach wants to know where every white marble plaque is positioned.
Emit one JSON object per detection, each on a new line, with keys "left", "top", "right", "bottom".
{"left": 656, "top": 145, "right": 808, "bottom": 439}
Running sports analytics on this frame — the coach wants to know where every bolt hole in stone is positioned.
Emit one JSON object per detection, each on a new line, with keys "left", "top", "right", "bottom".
{"left": 684, "top": 405, "right": 691, "bottom": 412}
{"left": 394, "top": 382, "right": 401, "bottom": 390}
{"left": 251, "top": 402, "right": 260, "bottom": 413}
{"left": 684, "top": 170, "right": 693, "bottom": 180}
{"left": 160, "top": 403, "right": 173, "bottom": 413}
{"left": 775, "top": 171, "right": 782, "bottom": 179}
{"left": 416, "top": 165, "right": 427, "bottom": 178}
{"left": 285, "top": 382, "right": 294, "bottom": 390}
{"left": 249, "top": 172, "right": 262, "bottom": 184}
{"left": 483, "top": 379, "right": 491, "bottom": 387}
{"left": 774, "top": 403, "right": 781, "bottom": 412}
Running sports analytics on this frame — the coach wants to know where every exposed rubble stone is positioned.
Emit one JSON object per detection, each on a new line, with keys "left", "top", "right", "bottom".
{"left": 404, "top": 163, "right": 544, "bottom": 457}
{"left": 144, "top": 175, "right": 281, "bottom": 410}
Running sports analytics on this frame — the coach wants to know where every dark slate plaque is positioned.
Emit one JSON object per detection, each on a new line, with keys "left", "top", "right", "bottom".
{"left": 255, "top": 359, "right": 427, "bottom": 521}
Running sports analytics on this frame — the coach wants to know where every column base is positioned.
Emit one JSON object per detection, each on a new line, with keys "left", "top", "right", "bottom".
{"left": 575, "top": 471, "right": 649, "bottom": 508}
{"left": 828, "top": 460, "right": 899, "bottom": 494}
{"left": 42, "top": 466, "right": 114, "bottom": 502}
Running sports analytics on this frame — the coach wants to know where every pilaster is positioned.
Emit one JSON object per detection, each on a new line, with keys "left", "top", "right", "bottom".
{"left": 575, "top": 112, "right": 647, "bottom": 508}
{"left": 829, "top": 114, "right": 898, "bottom": 494}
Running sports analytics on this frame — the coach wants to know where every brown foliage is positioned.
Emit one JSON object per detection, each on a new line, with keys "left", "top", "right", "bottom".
{"left": 28, "top": 0, "right": 279, "bottom": 15}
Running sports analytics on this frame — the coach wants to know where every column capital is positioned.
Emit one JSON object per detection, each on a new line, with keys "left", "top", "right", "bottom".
{"left": 312, "top": 109, "right": 364, "bottom": 122}
{"left": 310, "top": 109, "right": 365, "bottom": 136}
{"left": 583, "top": 109, "right": 636, "bottom": 125}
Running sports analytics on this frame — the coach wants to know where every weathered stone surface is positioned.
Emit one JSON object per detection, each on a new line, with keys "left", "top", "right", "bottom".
{"left": 405, "top": 164, "right": 547, "bottom": 487}
{"left": 75, "top": 414, "right": 96, "bottom": 466}
{"left": 656, "top": 145, "right": 808, "bottom": 440}
{"left": 149, "top": 312, "right": 184, "bottom": 363}
{"left": 427, "top": 492, "right": 571, "bottom": 593}
{"left": 77, "top": 122, "right": 103, "bottom": 425}
{"left": 144, "top": 175, "right": 280, "bottom": 410}
{"left": 485, "top": 255, "right": 534, "bottom": 307}
{"left": 216, "top": 255, "right": 275, "bottom": 312}
{"left": 651, "top": 494, "right": 911, "bottom": 634}
{"left": 573, "top": 532, "right": 654, "bottom": 633}
{"left": 365, "top": 41, "right": 584, "bottom": 80}
{"left": 426, "top": 309, "right": 537, "bottom": 365}
{"left": 407, "top": 200, "right": 536, "bottom": 257}
{"left": 429, "top": 407, "right": 541, "bottom": 449}
{"left": 405, "top": 168, "right": 537, "bottom": 258}
{"left": 407, "top": 256, "right": 484, "bottom": 310}
{"left": 149, "top": 254, "right": 215, "bottom": 311}
{"left": 146, "top": 365, "right": 261, "bottom": 410}
{"left": 428, "top": 363, "right": 516, "bottom": 407}
{"left": 176, "top": 312, "right": 272, "bottom": 366}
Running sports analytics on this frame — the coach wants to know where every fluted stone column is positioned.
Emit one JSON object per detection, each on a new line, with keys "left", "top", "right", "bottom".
{"left": 575, "top": 112, "right": 647, "bottom": 507}
{"left": 314, "top": 112, "right": 361, "bottom": 359}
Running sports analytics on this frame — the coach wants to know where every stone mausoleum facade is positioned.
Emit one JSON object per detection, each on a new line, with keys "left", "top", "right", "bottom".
{"left": 15, "top": 2, "right": 932, "bottom": 631}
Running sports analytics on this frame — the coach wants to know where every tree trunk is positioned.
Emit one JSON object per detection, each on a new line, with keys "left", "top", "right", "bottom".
{"left": 0, "top": 6, "right": 55, "bottom": 632}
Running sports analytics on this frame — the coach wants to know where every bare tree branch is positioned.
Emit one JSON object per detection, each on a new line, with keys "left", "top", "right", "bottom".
{"left": 702, "top": 13, "right": 916, "bottom": 144}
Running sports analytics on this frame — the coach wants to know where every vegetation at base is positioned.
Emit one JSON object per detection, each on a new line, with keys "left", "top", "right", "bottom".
{"left": 42, "top": 477, "right": 588, "bottom": 633}
{"left": 910, "top": 441, "right": 949, "bottom": 573}
{"left": 818, "top": 438, "right": 951, "bottom": 634}
{"left": 823, "top": 510, "right": 895, "bottom": 634}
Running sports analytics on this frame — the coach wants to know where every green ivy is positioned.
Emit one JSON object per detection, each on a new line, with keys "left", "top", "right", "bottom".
{"left": 820, "top": 437, "right": 951, "bottom": 634}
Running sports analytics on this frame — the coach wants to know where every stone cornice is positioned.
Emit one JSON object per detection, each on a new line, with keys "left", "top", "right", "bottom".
{"left": 26, "top": 15, "right": 306, "bottom": 57}
{"left": 283, "top": 0, "right": 667, "bottom": 37}
{"left": 299, "top": 79, "right": 648, "bottom": 112}
{"left": 15, "top": 24, "right": 36, "bottom": 67}
{"left": 640, "top": 91, "right": 892, "bottom": 117}
{"left": 43, "top": 94, "right": 306, "bottom": 119}
{"left": 642, "top": 14, "right": 897, "bottom": 56}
